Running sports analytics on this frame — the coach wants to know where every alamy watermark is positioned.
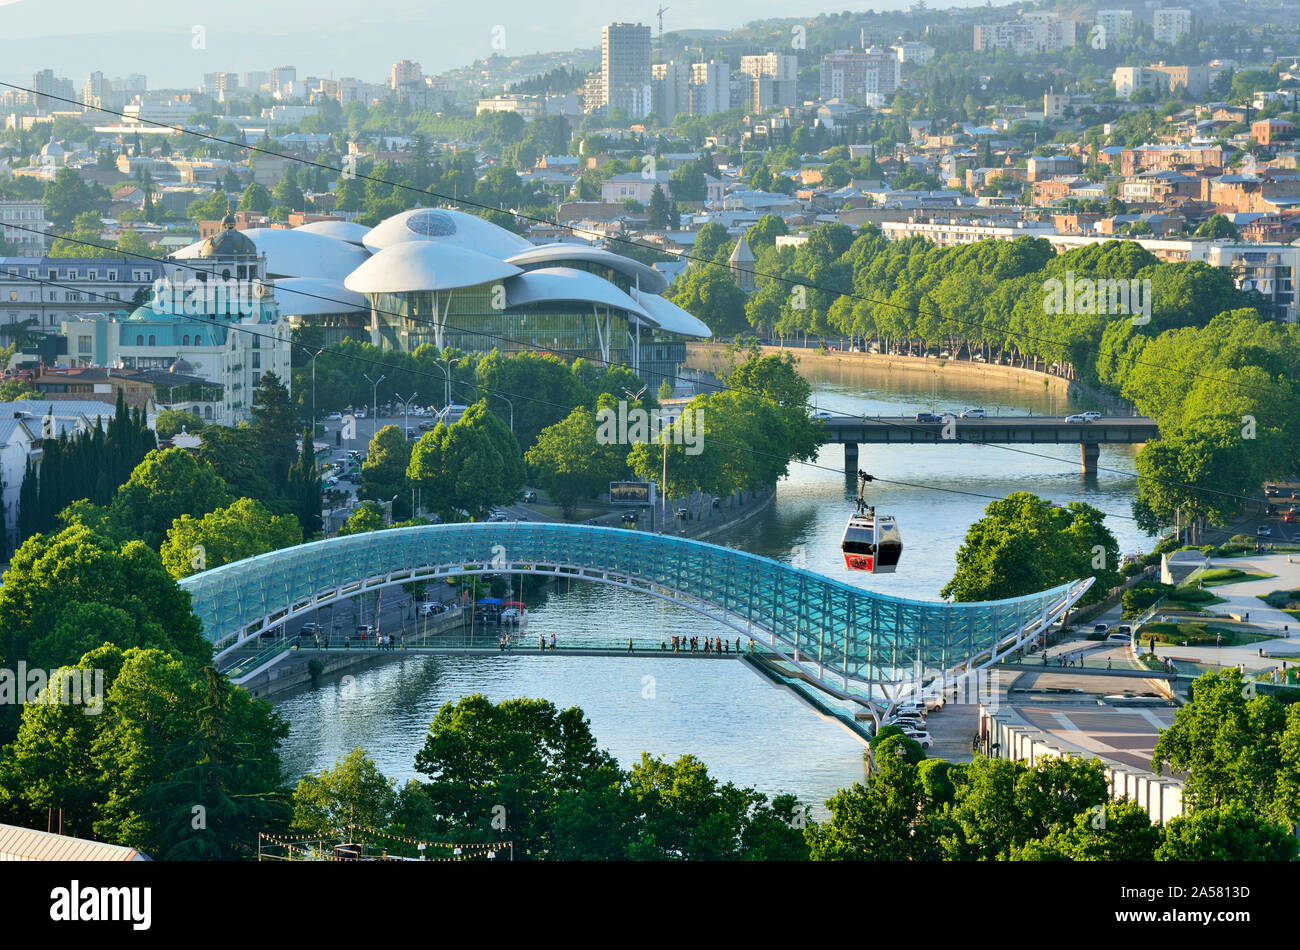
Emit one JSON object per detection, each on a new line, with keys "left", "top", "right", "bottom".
{"left": 0, "top": 663, "right": 104, "bottom": 715}
{"left": 1042, "top": 271, "right": 1151, "bottom": 325}
{"left": 596, "top": 400, "right": 704, "bottom": 456}
{"left": 150, "top": 275, "right": 269, "bottom": 318}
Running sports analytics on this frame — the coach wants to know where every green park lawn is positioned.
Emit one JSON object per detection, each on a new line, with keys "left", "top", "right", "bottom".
{"left": 1140, "top": 621, "right": 1278, "bottom": 648}
{"left": 1197, "top": 568, "right": 1275, "bottom": 587}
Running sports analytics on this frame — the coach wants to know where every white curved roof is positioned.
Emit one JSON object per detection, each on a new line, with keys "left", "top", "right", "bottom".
{"left": 362, "top": 207, "right": 533, "bottom": 258}
{"left": 273, "top": 277, "right": 368, "bottom": 316}
{"left": 293, "top": 220, "right": 373, "bottom": 245}
{"left": 344, "top": 240, "right": 522, "bottom": 294}
{"left": 505, "top": 243, "right": 669, "bottom": 294}
{"left": 172, "top": 227, "right": 370, "bottom": 281}
{"left": 504, "top": 268, "right": 653, "bottom": 322}
{"left": 632, "top": 288, "right": 713, "bottom": 339}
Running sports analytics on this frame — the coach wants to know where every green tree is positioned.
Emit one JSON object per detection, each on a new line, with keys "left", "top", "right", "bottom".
{"left": 249, "top": 372, "right": 299, "bottom": 491}
{"left": 526, "top": 403, "right": 628, "bottom": 515}
{"left": 286, "top": 427, "right": 323, "bottom": 538}
{"left": 1155, "top": 802, "right": 1296, "bottom": 861}
{"left": 291, "top": 747, "right": 398, "bottom": 843}
{"left": 412, "top": 694, "right": 620, "bottom": 858}
{"left": 337, "top": 500, "right": 386, "bottom": 535}
{"left": 237, "top": 182, "right": 272, "bottom": 214}
{"left": 160, "top": 497, "right": 302, "bottom": 579}
{"left": 646, "top": 183, "right": 669, "bottom": 229}
{"left": 360, "top": 425, "right": 413, "bottom": 520}
{"left": 1152, "top": 669, "right": 1300, "bottom": 828}
{"left": 408, "top": 402, "right": 525, "bottom": 522}
{"left": 108, "top": 448, "right": 230, "bottom": 549}
{"left": 155, "top": 409, "right": 205, "bottom": 440}
{"left": 943, "top": 493, "right": 1122, "bottom": 604}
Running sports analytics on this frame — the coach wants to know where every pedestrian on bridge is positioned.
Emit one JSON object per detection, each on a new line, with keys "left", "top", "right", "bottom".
{"left": 549, "top": 632, "right": 556, "bottom": 651}
{"left": 627, "top": 638, "right": 633, "bottom": 652}
{"left": 540, "top": 635, "right": 545, "bottom": 652}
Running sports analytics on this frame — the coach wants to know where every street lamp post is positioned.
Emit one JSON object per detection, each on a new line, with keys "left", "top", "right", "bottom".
{"left": 363, "top": 373, "right": 385, "bottom": 444}
{"left": 394, "top": 391, "right": 418, "bottom": 441}
{"left": 436, "top": 357, "right": 460, "bottom": 411}
{"left": 491, "top": 392, "right": 514, "bottom": 433}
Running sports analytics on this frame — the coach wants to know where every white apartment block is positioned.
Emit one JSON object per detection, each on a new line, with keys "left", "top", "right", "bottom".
{"left": 689, "top": 62, "right": 730, "bottom": 116}
{"left": 893, "top": 42, "right": 936, "bottom": 65}
{"left": 652, "top": 62, "right": 690, "bottom": 122}
{"left": 1153, "top": 9, "right": 1192, "bottom": 44}
{"left": 739, "top": 53, "right": 799, "bottom": 111}
{"left": 1096, "top": 9, "right": 1135, "bottom": 39}
{"left": 974, "top": 14, "right": 1076, "bottom": 54}
{"left": 0, "top": 201, "right": 49, "bottom": 258}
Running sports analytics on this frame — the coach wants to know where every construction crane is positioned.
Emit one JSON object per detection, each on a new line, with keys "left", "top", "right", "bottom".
{"left": 655, "top": 5, "right": 670, "bottom": 46}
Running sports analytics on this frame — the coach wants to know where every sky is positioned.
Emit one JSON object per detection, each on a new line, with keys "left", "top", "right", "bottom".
{"left": 0, "top": 0, "right": 980, "bottom": 90}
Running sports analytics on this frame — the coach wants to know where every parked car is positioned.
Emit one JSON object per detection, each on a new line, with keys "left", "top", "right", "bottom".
{"left": 903, "top": 730, "right": 934, "bottom": 749}
{"left": 959, "top": 407, "right": 987, "bottom": 419}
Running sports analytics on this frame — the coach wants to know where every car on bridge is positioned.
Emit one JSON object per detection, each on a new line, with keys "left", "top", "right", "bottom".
{"left": 915, "top": 412, "right": 941, "bottom": 423}
{"left": 810, "top": 410, "right": 833, "bottom": 421}
{"left": 1083, "top": 411, "right": 1103, "bottom": 422}
{"left": 1065, "top": 413, "right": 1090, "bottom": 423}
{"left": 959, "top": 407, "right": 986, "bottom": 419}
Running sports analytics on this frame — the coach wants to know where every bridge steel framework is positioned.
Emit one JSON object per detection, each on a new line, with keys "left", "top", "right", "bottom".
{"left": 179, "top": 523, "right": 1093, "bottom": 717}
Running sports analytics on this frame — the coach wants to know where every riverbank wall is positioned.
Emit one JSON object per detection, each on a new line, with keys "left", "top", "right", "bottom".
{"left": 686, "top": 344, "right": 1138, "bottom": 415}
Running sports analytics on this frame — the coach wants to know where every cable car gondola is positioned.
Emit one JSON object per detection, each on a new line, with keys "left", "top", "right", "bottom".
{"left": 841, "top": 470, "right": 903, "bottom": 573}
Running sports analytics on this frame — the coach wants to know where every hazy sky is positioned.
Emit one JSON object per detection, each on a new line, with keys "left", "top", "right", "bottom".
{"left": 0, "top": 0, "right": 980, "bottom": 89}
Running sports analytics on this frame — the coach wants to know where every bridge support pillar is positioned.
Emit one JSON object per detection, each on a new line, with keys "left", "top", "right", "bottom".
{"left": 1080, "top": 442, "right": 1099, "bottom": 475}
{"left": 844, "top": 442, "right": 859, "bottom": 475}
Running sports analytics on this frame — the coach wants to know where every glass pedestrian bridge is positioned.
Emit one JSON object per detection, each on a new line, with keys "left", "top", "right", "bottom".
{"left": 179, "top": 523, "right": 1093, "bottom": 713}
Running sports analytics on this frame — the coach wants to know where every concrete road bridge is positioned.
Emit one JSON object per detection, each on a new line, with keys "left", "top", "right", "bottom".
{"left": 820, "top": 415, "right": 1159, "bottom": 474}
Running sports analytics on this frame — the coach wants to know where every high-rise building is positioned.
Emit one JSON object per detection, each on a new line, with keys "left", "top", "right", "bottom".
{"left": 739, "top": 53, "right": 798, "bottom": 111}
{"left": 819, "top": 48, "right": 901, "bottom": 106}
{"left": 1153, "top": 9, "right": 1192, "bottom": 44}
{"left": 652, "top": 62, "right": 690, "bottom": 122}
{"left": 32, "top": 69, "right": 57, "bottom": 110}
{"left": 270, "top": 66, "right": 297, "bottom": 96}
{"left": 243, "top": 71, "right": 271, "bottom": 93}
{"left": 82, "top": 72, "right": 109, "bottom": 107}
{"left": 601, "top": 22, "right": 653, "bottom": 118}
{"left": 689, "top": 61, "right": 730, "bottom": 116}
{"left": 390, "top": 60, "right": 422, "bottom": 90}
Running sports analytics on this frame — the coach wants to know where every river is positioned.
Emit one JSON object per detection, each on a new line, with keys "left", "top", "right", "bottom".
{"left": 273, "top": 357, "right": 1155, "bottom": 811}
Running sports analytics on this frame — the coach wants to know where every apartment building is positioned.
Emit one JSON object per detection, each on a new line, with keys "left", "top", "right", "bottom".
{"left": 0, "top": 201, "right": 49, "bottom": 258}
{"left": 819, "top": 48, "right": 901, "bottom": 107}
{"left": 1153, "top": 8, "right": 1192, "bottom": 44}
{"left": 974, "top": 13, "right": 1075, "bottom": 53}
{"left": 739, "top": 53, "right": 799, "bottom": 112}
